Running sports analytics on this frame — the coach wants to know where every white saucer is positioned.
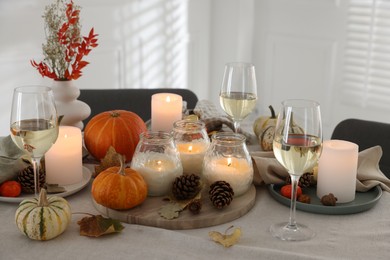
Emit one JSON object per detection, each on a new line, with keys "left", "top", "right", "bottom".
{"left": 0, "top": 166, "right": 92, "bottom": 203}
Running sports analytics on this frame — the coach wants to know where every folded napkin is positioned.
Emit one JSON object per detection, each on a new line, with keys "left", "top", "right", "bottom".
{"left": 251, "top": 145, "right": 390, "bottom": 192}
{"left": 0, "top": 136, "right": 29, "bottom": 184}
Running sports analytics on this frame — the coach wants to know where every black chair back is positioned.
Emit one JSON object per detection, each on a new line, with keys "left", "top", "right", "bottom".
{"left": 331, "top": 118, "right": 390, "bottom": 178}
{"left": 78, "top": 88, "right": 198, "bottom": 125}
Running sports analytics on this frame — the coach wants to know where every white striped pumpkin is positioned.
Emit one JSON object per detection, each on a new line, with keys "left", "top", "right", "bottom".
{"left": 15, "top": 188, "right": 71, "bottom": 240}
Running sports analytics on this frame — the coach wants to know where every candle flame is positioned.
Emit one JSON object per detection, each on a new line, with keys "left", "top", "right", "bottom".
{"left": 166, "top": 96, "right": 171, "bottom": 103}
{"left": 188, "top": 145, "right": 193, "bottom": 152}
{"left": 64, "top": 134, "right": 68, "bottom": 138}
{"left": 227, "top": 158, "right": 232, "bottom": 167}
{"left": 157, "top": 160, "right": 162, "bottom": 171}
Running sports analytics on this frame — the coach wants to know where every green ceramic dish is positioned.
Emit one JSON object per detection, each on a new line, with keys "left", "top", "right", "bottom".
{"left": 268, "top": 184, "right": 382, "bottom": 215}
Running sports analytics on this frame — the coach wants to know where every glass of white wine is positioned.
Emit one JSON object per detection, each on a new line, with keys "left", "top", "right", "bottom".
{"left": 270, "top": 99, "right": 322, "bottom": 241}
{"left": 219, "top": 62, "right": 257, "bottom": 132}
{"left": 10, "top": 86, "right": 59, "bottom": 196}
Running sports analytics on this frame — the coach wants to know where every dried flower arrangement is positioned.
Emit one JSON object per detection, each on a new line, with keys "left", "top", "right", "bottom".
{"left": 31, "top": 0, "right": 98, "bottom": 80}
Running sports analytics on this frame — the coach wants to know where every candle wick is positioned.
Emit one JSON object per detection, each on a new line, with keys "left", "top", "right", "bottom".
{"left": 227, "top": 158, "right": 232, "bottom": 167}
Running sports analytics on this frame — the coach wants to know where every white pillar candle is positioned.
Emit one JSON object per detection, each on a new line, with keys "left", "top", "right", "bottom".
{"left": 203, "top": 156, "right": 253, "bottom": 196}
{"left": 176, "top": 142, "right": 208, "bottom": 176}
{"left": 131, "top": 152, "right": 183, "bottom": 196}
{"left": 45, "top": 126, "right": 83, "bottom": 185}
{"left": 151, "top": 93, "right": 183, "bottom": 132}
{"left": 317, "top": 140, "right": 359, "bottom": 203}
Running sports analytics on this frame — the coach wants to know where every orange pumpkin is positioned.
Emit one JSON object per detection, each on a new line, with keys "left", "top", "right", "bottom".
{"left": 84, "top": 110, "right": 147, "bottom": 163}
{"left": 91, "top": 159, "right": 148, "bottom": 210}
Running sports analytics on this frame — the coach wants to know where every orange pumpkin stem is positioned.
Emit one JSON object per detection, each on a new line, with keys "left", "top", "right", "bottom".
{"left": 110, "top": 111, "right": 120, "bottom": 117}
{"left": 117, "top": 154, "right": 127, "bottom": 176}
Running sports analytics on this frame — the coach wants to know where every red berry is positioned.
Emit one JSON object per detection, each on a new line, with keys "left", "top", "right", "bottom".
{"left": 280, "top": 184, "right": 302, "bottom": 199}
{"left": 0, "top": 181, "right": 22, "bottom": 197}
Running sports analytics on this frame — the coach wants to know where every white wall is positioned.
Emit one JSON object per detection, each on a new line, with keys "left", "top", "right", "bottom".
{"left": 1, "top": 0, "right": 388, "bottom": 139}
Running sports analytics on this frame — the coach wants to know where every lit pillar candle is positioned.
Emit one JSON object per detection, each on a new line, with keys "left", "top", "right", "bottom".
{"left": 131, "top": 152, "right": 183, "bottom": 196}
{"left": 151, "top": 93, "right": 183, "bottom": 132}
{"left": 45, "top": 126, "right": 83, "bottom": 185}
{"left": 176, "top": 142, "right": 208, "bottom": 176}
{"left": 317, "top": 140, "right": 359, "bottom": 203}
{"left": 202, "top": 156, "right": 253, "bottom": 196}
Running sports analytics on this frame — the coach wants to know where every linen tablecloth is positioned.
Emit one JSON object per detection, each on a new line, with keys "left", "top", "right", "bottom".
{"left": 1, "top": 170, "right": 389, "bottom": 260}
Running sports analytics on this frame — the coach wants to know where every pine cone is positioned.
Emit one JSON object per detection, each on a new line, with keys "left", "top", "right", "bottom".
{"left": 172, "top": 174, "right": 201, "bottom": 200}
{"left": 17, "top": 158, "right": 46, "bottom": 194}
{"left": 321, "top": 193, "right": 338, "bottom": 206}
{"left": 188, "top": 199, "right": 202, "bottom": 214}
{"left": 209, "top": 180, "right": 234, "bottom": 209}
{"left": 286, "top": 172, "right": 314, "bottom": 188}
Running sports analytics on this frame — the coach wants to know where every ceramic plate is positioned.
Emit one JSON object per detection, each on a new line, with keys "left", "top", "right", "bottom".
{"left": 0, "top": 166, "right": 92, "bottom": 203}
{"left": 268, "top": 184, "right": 382, "bottom": 215}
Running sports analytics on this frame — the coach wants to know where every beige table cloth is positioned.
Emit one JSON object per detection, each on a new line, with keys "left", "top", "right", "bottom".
{"left": 0, "top": 163, "right": 389, "bottom": 260}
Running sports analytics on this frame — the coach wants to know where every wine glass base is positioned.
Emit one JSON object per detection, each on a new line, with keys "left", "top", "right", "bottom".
{"left": 270, "top": 222, "right": 315, "bottom": 241}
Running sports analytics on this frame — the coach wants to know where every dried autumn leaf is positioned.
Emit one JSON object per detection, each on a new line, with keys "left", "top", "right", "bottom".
{"left": 209, "top": 226, "right": 242, "bottom": 248}
{"left": 94, "top": 146, "right": 121, "bottom": 177}
{"left": 77, "top": 214, "right": 124, "bottom": 237}
{"left": 158, "top": 203, "right": 184, "bottom": 220}
{"left": 158, "top": 192, "right": 202, "bottom": 220}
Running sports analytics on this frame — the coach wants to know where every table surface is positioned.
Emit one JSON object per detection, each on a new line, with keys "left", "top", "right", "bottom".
{"left": 1, "top": 162, "right": 389, "bottom": 260}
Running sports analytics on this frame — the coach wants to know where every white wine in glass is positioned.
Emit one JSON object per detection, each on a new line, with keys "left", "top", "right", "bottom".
{"left": 219, "top": 62, "right": 257, "bottom": 132}
{"left": 10, "top": 86, "right": 59, "bottom": 196}
{"left": 270, "top": 99, "right": 322, "bottom": 241}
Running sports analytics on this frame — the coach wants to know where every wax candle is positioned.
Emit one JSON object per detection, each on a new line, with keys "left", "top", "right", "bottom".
{"left": 316, "top": 140, "right": 358, "bottom": 203}
{"left": 203, "top": 156, "right": 253, "bottom": 196}
{"left": 131, "top": 152, "right": 183, "bottom": 196}
{"left": 176, "top": 142, "right": 208, "bottom": 176}
{"left": 151, "top": 93, "right": 183, "bottom": 132}
{"left": 45, "top": 126, "right": 83, "bottom": 185}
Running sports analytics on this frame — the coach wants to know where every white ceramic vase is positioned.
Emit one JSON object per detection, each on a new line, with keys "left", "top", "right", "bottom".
{"left": 51, "top": 80, "right": 91, "bottom": 130}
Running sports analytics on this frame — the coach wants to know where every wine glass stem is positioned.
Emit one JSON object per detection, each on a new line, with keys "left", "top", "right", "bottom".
{"left": 288, "top": 175, "right": 299, "bottom": 229}
{"left": 233, "top": 121, "right": 240, "bottom": 133}
{"left": 31, "top": 157, "right": 42, "bottom": 196}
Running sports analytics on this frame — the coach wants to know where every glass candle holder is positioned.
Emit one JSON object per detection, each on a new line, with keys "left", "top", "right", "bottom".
{"left": 130, "top": 131, "right": 183, "bottom": 196}
{"left": 172, "top": 119, "right": 210, "bottom": 176}
{"left": 202, "top": 132, "right": 253, "bottom": 196}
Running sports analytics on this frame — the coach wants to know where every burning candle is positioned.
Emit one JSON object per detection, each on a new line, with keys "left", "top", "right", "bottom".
{"left": 203, "top": 156, "right": 253, "bottom": 196}
{"left": 176, "top": 142, "right": 208, "bottom": 176}
{"left": 316, "top": 140, "right": 359, "bottom": 203}
{"left": 151, "top": 93, "right": 183, "bottom": 132}
{"left": 131, "top": 152, "right": 183, "bottom": 196}
{"left": 45, "top": 126, "right": 83, "bottom": 185}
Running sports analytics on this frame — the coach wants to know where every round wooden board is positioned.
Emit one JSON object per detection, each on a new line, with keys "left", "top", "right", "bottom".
{"left": 92, "top": 185, "right": 256, "bottom": 230}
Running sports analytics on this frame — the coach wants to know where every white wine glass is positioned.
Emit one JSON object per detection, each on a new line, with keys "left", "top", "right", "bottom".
{"left": 270, "top": 99, "right": 322, "bottom": 241}
{"left": 219, "top": 62, "right": 257, "bottom": 132}
{"left": 10, "top": 86, "right": 59, "bottom": 196}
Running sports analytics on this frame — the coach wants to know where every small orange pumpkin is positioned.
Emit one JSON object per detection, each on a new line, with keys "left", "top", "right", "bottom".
{"left": 84, "top": 110, "right": 147, "bottom": 163}
{"left": 92, "top": 157, "right": 148, "bottom": 210}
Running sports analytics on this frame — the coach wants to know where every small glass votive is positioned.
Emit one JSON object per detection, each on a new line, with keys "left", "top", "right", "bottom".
{"left": 202, "top": 132, "right": 253, "bottom": 196}
{"left": 172, "top": 119, "right": 210, "bottom": 176}
{"left": 130, "top": 131, "right": 183, "bottom": 196}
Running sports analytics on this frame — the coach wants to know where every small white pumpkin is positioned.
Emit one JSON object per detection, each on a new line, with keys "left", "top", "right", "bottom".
{"left": 15, "top": 188, "right": 71, "bottom": 241}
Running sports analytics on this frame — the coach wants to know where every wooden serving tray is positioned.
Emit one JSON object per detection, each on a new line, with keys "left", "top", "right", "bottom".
{"left": 92, "top": 185, "right": 256, "bottom": 230}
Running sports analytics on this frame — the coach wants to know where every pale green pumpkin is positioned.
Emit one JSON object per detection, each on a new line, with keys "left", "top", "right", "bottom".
{"left": 253, "top": 105, "right": 277, "bottom": 151}
{"left": 15, "top": 188, "right": 71, "bottom": 241}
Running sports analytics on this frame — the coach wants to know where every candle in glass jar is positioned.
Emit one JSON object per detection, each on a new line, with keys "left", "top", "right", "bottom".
{"left": 176, "top": 142, "right": 208, "bottom": 176}
{"left": 317, "top": 140, "right": 358, "bottom": 203}
{"left": 45, "top": 126, "right": 83, "bottom": 185}
{"left": 151, "top": 93, "right": 182, "bottom": 132}
{"left": 131, "top": 152, "right": 183, "bottom": 196}
{"left": 203, "top": 156, "right": 253, "bottom": 196}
